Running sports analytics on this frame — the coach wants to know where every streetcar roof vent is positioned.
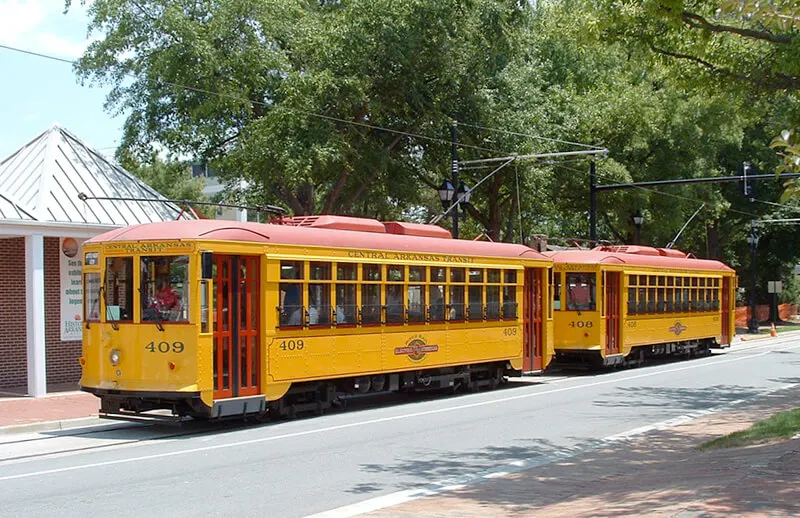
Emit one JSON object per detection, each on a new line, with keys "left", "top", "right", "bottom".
{"left": 271, "top": 215, "right": 386, "bottom": 233}
{"left": 656, "top": 248, "right": 689, "bottom": 258}
{"left": 383, "top": 221, "right": 452, "bottom": 239}
{"left": 593, "top": 245, "right": 689, "bottom": 258}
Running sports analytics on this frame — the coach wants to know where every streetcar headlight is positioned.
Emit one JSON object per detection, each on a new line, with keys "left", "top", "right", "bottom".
{"left": 109, "top": 349, "right": 121, "bottom": 366}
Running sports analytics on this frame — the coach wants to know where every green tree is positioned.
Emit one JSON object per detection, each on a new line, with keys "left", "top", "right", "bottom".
{"left": 118, "top": 151, "right": 207, "bottom": 205}
{"left": 68, "top": 0, "right": 537, "bottom": 226}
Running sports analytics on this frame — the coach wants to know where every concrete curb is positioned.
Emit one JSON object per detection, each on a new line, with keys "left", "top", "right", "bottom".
{"left": 0, "top": 416, "right": 104, "bottom": 437}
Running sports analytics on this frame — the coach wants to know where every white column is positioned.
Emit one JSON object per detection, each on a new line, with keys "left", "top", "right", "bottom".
{"left": 26, "top": 234, "right": 46, "bottom": 397}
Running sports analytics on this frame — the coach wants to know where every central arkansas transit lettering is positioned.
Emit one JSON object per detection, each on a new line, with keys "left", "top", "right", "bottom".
{"left": 347, "top": 250, "right": 474, "bottom": 264}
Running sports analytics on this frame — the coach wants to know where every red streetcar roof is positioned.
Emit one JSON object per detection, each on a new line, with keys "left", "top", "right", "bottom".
{"left": 87, "top": 219, "right": 549, "bottom": 261}
{"left": 544, "top": 249, "right": 734, "bottom": 272}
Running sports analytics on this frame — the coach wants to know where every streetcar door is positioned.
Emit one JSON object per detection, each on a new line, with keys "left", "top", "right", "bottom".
{"left": 604, "top": 271, "right": 620, "bottom": 355}
{"left": 721, "top": 277, "right": 731, "bottom": 345}
{"left": 523, "top": 268, "right": 544, "bottom": 371}
{"left": 213, "top": 255, "right": 260, "bottom": 399}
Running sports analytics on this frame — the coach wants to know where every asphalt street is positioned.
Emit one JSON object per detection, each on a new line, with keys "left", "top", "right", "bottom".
{"left": 1, "top": 334, "right": 798, "bottom": 518}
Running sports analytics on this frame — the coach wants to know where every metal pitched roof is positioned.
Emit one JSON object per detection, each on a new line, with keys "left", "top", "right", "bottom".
{"left": 0, "top": 124, "right": 193, "bottom": 225}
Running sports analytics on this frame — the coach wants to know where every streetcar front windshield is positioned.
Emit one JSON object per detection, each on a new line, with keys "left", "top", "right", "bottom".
{"left": 141, "top": 255, "right": 190, "bottom": 322}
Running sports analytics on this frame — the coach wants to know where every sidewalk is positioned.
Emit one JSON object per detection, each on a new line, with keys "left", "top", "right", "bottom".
{"left": 363, "top": 385, "right": 800, "bottom": 518}
{"left": 0, "top": 385, "right": 99, "bottom": 434}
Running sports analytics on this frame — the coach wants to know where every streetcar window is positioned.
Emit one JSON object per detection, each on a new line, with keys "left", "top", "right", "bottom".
{"left": 140, "top": 256, "right": 190, "bottom": 323}
{"left": 279, "top": 283, "right": 303, "bottom": 327}
{"left": 104, "top": 257, "right": 133, "bottom": 321}
{"left": 647, "top": 288, "right": 656, "bottom": 313}
{"left": 430, "top": 267, "right": 446, "bottom": 282}
{"left": 487, "top": 286, "right": 501, "bottom": 319}
{"left": 387, "top": 265, "right": 404, "bottom": 282}
{"left": 84, "top": 273, "right": 101, "bottom": 322}
{"left": 627, "top": 287, "right": 636, "bottom": 315}
{"left": 336, "top": 263, "right": 357, "bottom": 281}
{"left": 487, "top": 269, "right": 501, "bottom": 283}
{"left": 84, "top": 252, "right": 99, "bottom": 266}
{"left": 504, "top": 270, "right": 517, "bottom": 284}
{"left": 469, "top": 268, "right": 484, "bottom": 283}
{"left": 310, "top": 262, "right": 331, "bottom": 280}
{"left": 363, "top": 264, "right": 381, "bottom": 281}
{"left": 386, "top": 285, "right": 404, "bottom": 323}
{"left": 450, "top": 268, "right": 465, "bottom": 283}
{"left": 566, "top": 273, "right": 596, "bottom": 311}
{"left": 449, "top": 285, "right": 465, "bottom": 321}
{"left": 308, "top": 262, "right": 332, "bottom": 327}
{"left": 409, "top": 266, "right": 426, "bottom": 282}
{"left": 553, "top": 273, "right": 562, "bottom": 311}
{"left": 361, "top": 284, "right": 382, "bottom": 324}
{"left": 335, "top": 284, "right": 357, "bottom": 324}
{"left": 468, "top": 285, "right": 483, "bottom": 320}
{"left": 280, "top": 261, "right": 303, "bottom": 280}
{"left": 638, "top": 287, "right": 646, "bottom": 314}
{"left": 200, "top": 280, "right": 210, "bottom": 333}
{"left": 502, "top": 286, "right": 518, "bottom": 319}
{"left": 429, "top": 285, "right": 446, "bottom": 322}
{"left": 407, "top": 284, "right": 426, "bottom": 323}
{"left": 308, "top": 283, "right": 331, "bottom": 326}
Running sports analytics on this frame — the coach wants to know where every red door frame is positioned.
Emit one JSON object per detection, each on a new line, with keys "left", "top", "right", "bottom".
{"left": 604, "top": 271, "right": 620, "bottom": 355}
{"left": 213, "top": 255, "right": 260, "bottom": 400}
{"left": 721, "top": 277, "right": 731, "bottom": 345}
{"left": 523, "top": 268, "right": 543, "bottom": 371}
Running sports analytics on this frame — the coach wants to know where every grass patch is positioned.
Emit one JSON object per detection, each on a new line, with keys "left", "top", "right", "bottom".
{"left": 701, "top": 408, "right": 800, "bottom": 450}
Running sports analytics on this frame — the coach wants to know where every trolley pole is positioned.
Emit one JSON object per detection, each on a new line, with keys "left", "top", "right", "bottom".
{"left": 451, "top": 121, "right": 459, "bottom": 239}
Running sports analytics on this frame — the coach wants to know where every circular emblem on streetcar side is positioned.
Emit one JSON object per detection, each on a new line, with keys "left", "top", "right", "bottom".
{"left": 669, "top": 321, "right": 688, "bottom": 336}
{"left": 394, "top": 335, "right": 439, "bottom": 362}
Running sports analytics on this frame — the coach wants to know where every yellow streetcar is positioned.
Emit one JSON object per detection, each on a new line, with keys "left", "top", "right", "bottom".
{"left": 545, "top": 246, "right": 736, "bottom": 368}
{"left": 79, "top": 216, "right": 553, "bottom": 420}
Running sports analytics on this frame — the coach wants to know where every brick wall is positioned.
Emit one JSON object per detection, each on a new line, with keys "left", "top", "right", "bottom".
{"left": 45, "top": 237, "right": 82, "bottom": 387}
{"left": 0, "top": 238, "right": 27, "bottom": 389}
{"left": 0, "top": 237, "right": 82, "bottom": 391}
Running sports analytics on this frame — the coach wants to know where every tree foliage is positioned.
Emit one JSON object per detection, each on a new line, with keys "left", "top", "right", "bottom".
{"left": 118, "top": 151, "right": 207, "bottom": 204}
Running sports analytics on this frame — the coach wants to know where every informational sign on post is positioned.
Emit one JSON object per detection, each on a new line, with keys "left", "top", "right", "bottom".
{"left": 768, "top": 281, "right": 783, "bottom": 294}
{"left": 60, "top": 237, "right": 86, "bottom": 341}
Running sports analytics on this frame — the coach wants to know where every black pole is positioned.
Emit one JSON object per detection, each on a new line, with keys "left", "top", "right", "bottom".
{"left": 451, "top": 121, "right": 459, "bottom": 239}
{"left": 748, "top": 235, "right": 759, "bottom": 333}
{"left": 589, "top": 161, "right": 597, "bottom": 243}
{"left": 635, "top": 224, "right": 641, "bottom": 245}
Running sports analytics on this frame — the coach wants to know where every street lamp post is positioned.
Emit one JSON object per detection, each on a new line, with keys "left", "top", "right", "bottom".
{"left": 746, "top": 226, "right": 760, "bottom": 333}
{"left": 632, "top": 209, "right": 644, "bottom": 245}
{"left": 437, "top": 179, "right": 471, "bottom": 239}
{"left": 436, "top": 121, "right": 472, "bottom": 239}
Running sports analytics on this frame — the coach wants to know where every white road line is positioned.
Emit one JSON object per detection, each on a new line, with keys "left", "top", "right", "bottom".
{"left": 305, "top": 383, "right": 797, "bottom": 518}
{"left": 0, "top": 341, "right": 797, "bottom": 483}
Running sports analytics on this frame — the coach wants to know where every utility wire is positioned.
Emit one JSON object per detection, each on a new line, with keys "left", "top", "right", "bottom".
{"left": 0, "top": 43, "right": 503, "bottom": 155}
{"left": 456, "top": 121, "right": 606, "bottom": 150}
{"left": 554, "top": 162, "right": 761, "bottom": 220}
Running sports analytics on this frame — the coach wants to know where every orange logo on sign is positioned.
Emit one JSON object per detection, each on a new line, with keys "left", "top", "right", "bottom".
{"left": 669, "top": 321, "right": 687, "bottom": 336}
{"left": 395, "top": 336, "right": 438, "bottom": 362}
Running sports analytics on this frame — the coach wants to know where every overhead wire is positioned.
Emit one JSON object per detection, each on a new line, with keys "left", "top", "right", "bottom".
{"left": 456, "top": 121, "right": 606, "bottom": 151}
{"left": 553, "top": 162, "right": 762, "bottom": 220}
{"left": 0, "top": 43, "right": 505, "bottom": 155}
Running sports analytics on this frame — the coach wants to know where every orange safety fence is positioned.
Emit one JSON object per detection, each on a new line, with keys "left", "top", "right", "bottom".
{"left": 734, "top": 303, "right": 799, "bottom": 328}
